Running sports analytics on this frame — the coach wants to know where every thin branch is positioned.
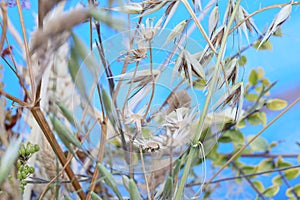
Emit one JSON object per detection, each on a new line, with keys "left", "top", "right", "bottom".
{"left": 0, "top": 3, "right": 7, "bottom": 52}
{"left": 230, "top": 2, "right": 300, "bottom": 35}
{"left": 0, "top": 89, "right": 29, "bottom": 107}
{"left": 187, "top": 164, "right": 300, "bottom": 186}
{"left": 272, "top": 159, "right": 300, "bottom": 200}
{"left": 232, "top": 161, "right": 266, "bottom": 200}
{"left": 39, "top": 119, "right": 97, "bottom": 199}
{"left": 174, "top": 0, "right": 242, "bottom": 198}
{"left": 86, "top": 118, "right": 107, "bottom": 200}
{"left": 143, "top": 41, "right": 155, "bottom": 118}
{"left": 31, "top": 106, "right": 86, "bottom": 200}
{"left": 203, "top": 96, "right": 300, "bottom": 189}
{"left": 16, "top": 0, "right": 34, "bottom": 100}
{"left": 181, "top": 0, "right": 217, "bottom": 54}
{"left": 140, "top": 147, "right": 151, "bottom": 200}
{"left": 234, "top": 153, "right": 300, "bottom": 159}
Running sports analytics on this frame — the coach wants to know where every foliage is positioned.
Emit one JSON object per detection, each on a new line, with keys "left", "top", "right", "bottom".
{"left": 0, "top": 0, "right": 299, "bottom": 200}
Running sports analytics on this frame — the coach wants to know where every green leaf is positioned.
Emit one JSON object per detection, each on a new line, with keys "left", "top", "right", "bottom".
{"left": 245, "top": 93, "right": 259, "bottom": 102}
{"left": 263, "top": 185, "right": 279, "bottom": 197}
{"left": 276, "top": 156, "right": 292, "bottom": 168}
{"left": 238, "top": 55, "right": 247, "bottom": 66}
{"left": 56, "top": 101, "right": 76, "bottom": 127}
{"left": 258, "top": 112, "right": 267, "bottom": 126}
{"left": 273, "top": 28, "right": 282, "bottom": 37}
{"left": 286, "top": 187, "right": 294, "bottom": 198}
{"left": 253, "top": 181, "right": 265, "bottom": 193}
{"left": 249, "top": 69, "right": 258, "bottom": 85}
{"left": 219, "top": 131, "right": 232, "bottom": 143}
{"left": 0, "top": 137, "right": 22, "bottom": 184}
{"left": 272, "top": 175, "right": 283, "bottom": 186}
{"left": 122, "top": 175, "right": 130, "bottom": 192}
{"left": 284, "top": 168, "right": 300, "bottom": 180}
{"left": 269, "top": 141, "right": 278, "bottom": 149}
{"left": 101, "top": 88, "right": 117, "bottom": 128}
{"left": 237, "top": 119, "right": 246, "bottom": 128}
{"left": 71, "top": 33, "right": 99, "bottom": 76}
{"left": 241, "top": 165, "right": 257, "bottom": 175}
{"left": 248, "top": 112, "right": 263, "bottom": 126}
{"left": 97, "top": 163, "right": 123, "bottom": 200}
{"left": 257, "top": 159, "right": 274, "bottom": 174}
{"left": 253, "top": 40, "right": 272, "bottom": 51}
{"left": 69, "top": 45, "right": 89, "bottom": 101}
{"left": 90, "top": 191, "right": 103, "bottom": 200}
{"left": 213, "top": 154, "right": 228, "bottom": 166}
{"left": 64, "top": 195, "right": 73, "bottom": 200}
{"left": 230, "top": 130, "right": 245, "bottom": 145}
{"left": 129, "top": 178, "right": 141, "bottom": 200}
{"left": 193, "top": 79, "right": 207, "bottom": 90}
{"left": 266, "top": 99, "right": 288, "bottom": 111}
{"left": 50, "top": 115, "right": 81, "bottom": 148}
{"left": 161, "top": 176, "right": 173, "bottom": 199}
{"left": 89, "top": 9, "right": 125, "bottom": 30}
{"left": 294, "top": 184, "right": 300, "bottom": 197}
{"left": 248, "top": 135, "right": 268, "bottom": 152}
{"left": 257, "top": 67, "right": 264, "bottom": 80}
{"left": 262, "top": 78, "right": 270, "bottom": 87}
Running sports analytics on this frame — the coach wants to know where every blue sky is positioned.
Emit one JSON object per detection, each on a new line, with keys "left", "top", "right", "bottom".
{"left": 1, "top": 0, "right": 300, "bottom": 199}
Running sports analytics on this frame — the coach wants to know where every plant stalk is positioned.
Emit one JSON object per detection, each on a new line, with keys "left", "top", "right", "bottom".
{"left": 174, "top": 0, "right": 242, "bottom": 198}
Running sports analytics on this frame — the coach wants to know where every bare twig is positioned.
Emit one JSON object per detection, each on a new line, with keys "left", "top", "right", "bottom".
{"left": 181, "top": 0, "right": 217, "bottom": 54}
{"left": 86, "top": 118, "right": 107, "bottom": 200}
{"left": 31, "top": 106, "right": 86, "bottom": 200}
{"left": 232, "top": 161, "right": 266, "bottom": 200}
{"left": 230, "top": 2, "right": 300, "bottom": 35}
{"left": 140, "top": 147, "right": 151, "bottom": 200}
{"left": 187, "top": 164, "right": 300, "bottom": 186}
{"left": 203, "top": 96, "right": 300, "bottom": 190}
{"left": 16, "top": 0, "right": 34, "bottom": 100}
{"left": 0, "top": 3, "right": 7, "bottom": 52}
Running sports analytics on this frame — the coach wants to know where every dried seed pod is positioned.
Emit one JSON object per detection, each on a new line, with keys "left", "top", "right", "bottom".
{"left": 166, "top": 90, "right": 191, "bottom": 114}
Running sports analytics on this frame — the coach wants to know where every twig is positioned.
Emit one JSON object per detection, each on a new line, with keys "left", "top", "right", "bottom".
{"left": 230, "top": 2, "right": 300, "bottom": 35}
{"left": 86, "top": 118, "right": 107, "bottom": 200}
{"left": 273, "top": 159, "right": 300, "bottom": 200}
{"left": 0, "top": 89, "right": 29, "bottom": 107}
{"left": 174, "top": 0, "right": 242, "bottom": 199}
{"left": 140, "top": 147, "right": 151, "bottom": 200}
{"left": 181, "top": 0, "right": 217, "bottom": 54}
{"left": 232, "top": 161, "right": 266, "bottom": 200}
{"left": 112, "top": 17, "right": 143, "bottom": 104}
{"left": 203, "top": 96, "right": 300, "bottom": 190}
{"left": 16, "top": 0, "right": 34, "bottom": 100}
{"left": 143, "top": 41, "right": 155, "bottom": 118}
{"left": 0, "top": 3, "right": 7, "bottom": 52}
{"left": 39, "top": 119, "right": 97, "bottom": 199}
{"left": 187, "top": 164, "right": 300, "bottom": 186}
{"left": 231, "top": 153, "right": 300, "bottom": 159}
{"left": 31, "top": 106, "right": 86, "bottom": 200}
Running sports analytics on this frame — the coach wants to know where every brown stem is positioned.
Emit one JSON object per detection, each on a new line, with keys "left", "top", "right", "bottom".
{"left": 0, "top": 89, "right": 29, "bottom": 107}
{"left": 16, "top": 0, "right": 34, "bottom": 100}
{"left": 203, "top": 96, "right": 300, "bottom": 190}
{"left": 0, "top": 3, "right": 7, "bottom": 52}
{"left": 30, "top": 106, "right": 85, "bottom": 200}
